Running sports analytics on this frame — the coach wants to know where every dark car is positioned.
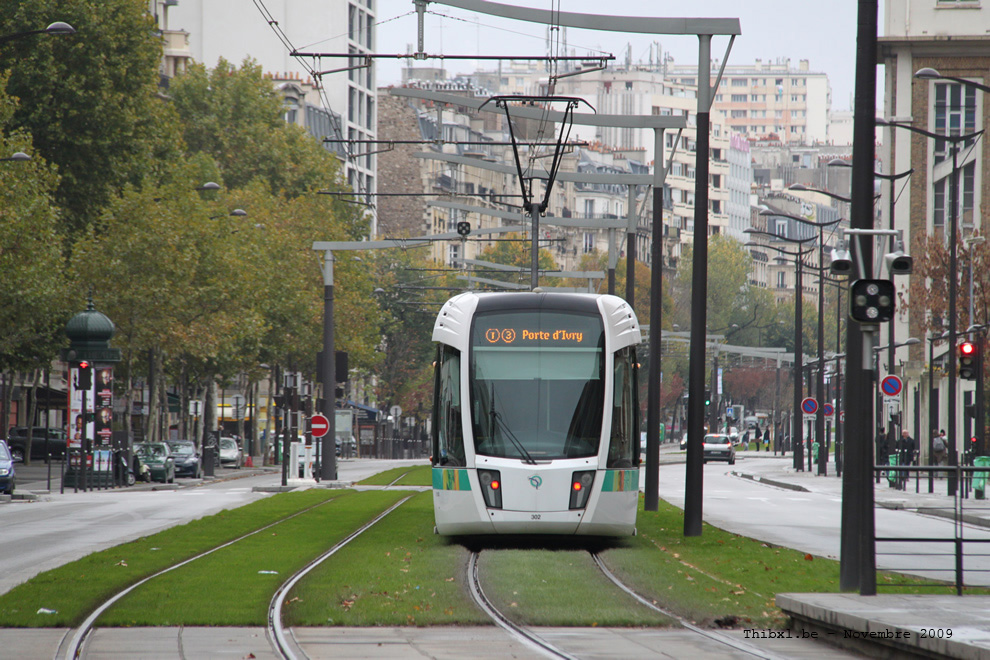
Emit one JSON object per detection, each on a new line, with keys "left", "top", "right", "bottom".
{"left": 702, "top": 433, "right": 736, "bottom": 464}
{"left": 133, "top": 442, "right": 176, "bottom": 483}
{"left": 6, "top": 427, "right": 68, "bottom": 463}
{"left": 0, "top": 440, "right": 15, "bottom": 494}
{"left": 167, "top": 440, "right": 202, "bottom": 478}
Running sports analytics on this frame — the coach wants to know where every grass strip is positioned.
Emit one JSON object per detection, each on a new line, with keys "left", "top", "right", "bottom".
{"left": 0, "top": 489, "right": 338, "bottom": 627}
{"left": 285, "top": 490, "right": 488, "bottom": 626}
{"left": 600, "top": 496, "right": 990, "bottom": 629}
{"left": 97, "top": 490, "right": 407, "bottom": 626}
{"left": 357, "top": 463, "right": 431, "bottom": 486}
{"left": 479, "top": 549, "right": 672, "bottom": 627}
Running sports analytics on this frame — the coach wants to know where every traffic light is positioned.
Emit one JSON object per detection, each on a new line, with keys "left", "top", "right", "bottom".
{"left": 704, "top": 390, "right": 711, "bottom": 407}
{"left": 960, "top": 340, "right": 980, "bottom": 380}
{"left": 850, "top": 279, "right": 895, "bottom": 323}
{"left": 77, "top": 360, "right": 92, "bottom": 390}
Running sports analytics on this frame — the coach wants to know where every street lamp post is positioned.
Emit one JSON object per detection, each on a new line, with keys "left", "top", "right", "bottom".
{"left": 0, "top": 22, "right": 75, "bottom": 44}
{"left": 879, "top": 115, "right": 983, "bottom": 496}
{"left": 745, "top": 233, "right": 815, "bottom": 470}
{"left": 761, "top": 207, "right": 841, "bottom": 475}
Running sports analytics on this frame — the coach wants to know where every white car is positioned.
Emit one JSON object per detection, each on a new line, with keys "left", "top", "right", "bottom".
{"left": 218, "top": 437, "right": 242, "bottom": 468}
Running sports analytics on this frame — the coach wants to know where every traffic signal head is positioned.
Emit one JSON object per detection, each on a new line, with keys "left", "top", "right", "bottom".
{"left": 456, "top": 221, "right": 471, "bottom": 236}
{"left": 77, "top": 360, "right": 92, "bottom": 390}
{"left": 850, "top": 279, "right": 895, "bottom": 323}
{"left": 704, "top": 390, "right": 711, "bottom": 406}
{"left": 960, "top": 340, "right": 981, "bottom": 380}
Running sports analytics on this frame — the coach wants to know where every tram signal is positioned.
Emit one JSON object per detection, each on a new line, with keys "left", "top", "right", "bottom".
{"left": 960, "top": 340, "right": 980, "bottom": 380}
{"left": 850, "top": 279, "right": 895, "bottom": 323}
{"left": 76, "top": 360, "right": 92, "bottom": 390}
{"left": 456, "top": 221, "right": 471, "bottom": 236}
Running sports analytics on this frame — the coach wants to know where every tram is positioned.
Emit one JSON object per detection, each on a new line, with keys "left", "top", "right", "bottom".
{"left": 431, "top": 291, "right": 642, "bottom": 536}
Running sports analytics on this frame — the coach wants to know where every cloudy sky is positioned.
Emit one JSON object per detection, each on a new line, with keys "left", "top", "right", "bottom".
{"left": 361, "top": 1, "right": 885, "bottom": 111}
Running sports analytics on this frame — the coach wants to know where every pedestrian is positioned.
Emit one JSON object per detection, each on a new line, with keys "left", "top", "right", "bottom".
{"left": 898, "top": 429, "right": 917, "bottom": 490}
{"left": 753, "top": 426, "right": 762, "bottom": 451}
{"left": 932, "top": 429, "right": 947, "bottom": 468}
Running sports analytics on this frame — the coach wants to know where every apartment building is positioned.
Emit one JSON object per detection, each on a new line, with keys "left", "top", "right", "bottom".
{"left": 669, "top": 58, "right": 832, "bottom": 145}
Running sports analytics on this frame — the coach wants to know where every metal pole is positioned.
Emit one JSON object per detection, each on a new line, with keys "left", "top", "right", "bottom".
{"left": 929, "top": 335, "right": 936, "bottom": 494}
{"left": 320, "top": 251, "right": 338, "bottom": 481}
{"left": 645, "top": 131, "right": 664, "bottom": 512}
{"left": 684, "top": 34, "right": 712, "bottom": 537}
{"left": 530, "top": 203, "right": 540, "bottom": 290}
{"left": 948, "top": 139, "right": 960, "bottom": 496}
{"left": 793, "top": 259, "right": 804, "bottom": 471}
{"left": 839, "top": 0, "right": 878, "bottom": 595}
{"left": 817, "top": 229, "right": 827, "bottom": 475}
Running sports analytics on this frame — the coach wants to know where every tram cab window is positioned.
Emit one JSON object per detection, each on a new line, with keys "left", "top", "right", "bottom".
{"left": 433, "top": 344, "right": 465, "bottom": 466}
{"left": 470, "top": 310, "right": 604, "bottom": 460}
{"left": 607, "top": 347, "right": 638, "bottom": 468}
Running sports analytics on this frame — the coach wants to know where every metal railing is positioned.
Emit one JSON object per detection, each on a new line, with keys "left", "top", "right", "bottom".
{"left": 873, "top": 463, "right": 990, "bottom": 594}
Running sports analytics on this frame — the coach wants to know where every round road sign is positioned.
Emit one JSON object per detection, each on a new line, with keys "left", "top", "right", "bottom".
{"left": 823, "top": 403, "right": 834, "bottom": 417}
{"left": 881, "top": 375, "right": 903, "bottom": 397}
{"left": 311, "top": 413, "right": 330, "bottom": 438}
{"left": 801, "top": 397, "right": 819, "bottom": 415}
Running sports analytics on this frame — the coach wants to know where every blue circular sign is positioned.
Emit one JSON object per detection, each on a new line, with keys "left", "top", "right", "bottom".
{"left": 823, "top": 403, "right": 835, "bottom": 417}
{"left": 801, "top": 397, "right": 819, "bottom": 415}
{"left": 881, "top": 375, "right": 903, "bottom": 397}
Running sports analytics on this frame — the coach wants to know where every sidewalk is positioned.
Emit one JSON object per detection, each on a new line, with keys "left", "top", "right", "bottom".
{"left": 734, "top": 449, "right": 990, "bottom": 659}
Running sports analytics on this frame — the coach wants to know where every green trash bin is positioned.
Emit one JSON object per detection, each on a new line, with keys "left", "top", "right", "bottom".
{"left": 812, "top": 441, "right": 820, "bottom": 463}
{"left": 887, "top": 454, "right": 899, "bottom": 487}
{"left": 974, "top": 456, "right": 990, "bottom": 500}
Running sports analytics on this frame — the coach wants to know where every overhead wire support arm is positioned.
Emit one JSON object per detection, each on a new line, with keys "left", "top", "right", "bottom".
{"left": 292, "top": 51, "right": 612, "bottom": 63}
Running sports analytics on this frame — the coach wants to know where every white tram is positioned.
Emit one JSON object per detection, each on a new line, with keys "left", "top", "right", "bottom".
{"left": 431, "top": 291, "right": 642, "bottom": 536}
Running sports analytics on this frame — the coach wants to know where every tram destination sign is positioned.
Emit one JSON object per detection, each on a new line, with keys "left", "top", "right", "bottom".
{"left": 474, "top": 312, "right": 602, "bottom": 348}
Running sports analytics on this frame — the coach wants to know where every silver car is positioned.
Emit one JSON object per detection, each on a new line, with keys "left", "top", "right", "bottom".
{"left": 702, "top": 433, "right": 736, "bottom": 464}
{"left": 218, "top": 437, "right": 242, "bottom": 469}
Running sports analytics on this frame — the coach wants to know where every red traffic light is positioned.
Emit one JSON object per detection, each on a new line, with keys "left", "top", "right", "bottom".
{"left": 961, "top": 342, "right": 976, "bottom": 356}
{"left": 78, "top": 360, "right": 90, "bottom": 369}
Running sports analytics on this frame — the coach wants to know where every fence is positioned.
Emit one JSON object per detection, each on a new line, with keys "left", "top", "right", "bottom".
{"left": 873, "top": 463, "right": 990, "bottom": 594}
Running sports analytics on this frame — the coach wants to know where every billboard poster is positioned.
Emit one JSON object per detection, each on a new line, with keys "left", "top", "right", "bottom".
{"left": 95, "top": 367, "right": 113, "bottom": 446}
{"left": 68, "top": 367, "right": 95, "bottom": 450}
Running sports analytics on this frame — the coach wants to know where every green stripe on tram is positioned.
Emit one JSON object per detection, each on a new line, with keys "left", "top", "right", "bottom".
{"left": 601, "top": 468, "right": 640, "bottom": 492}
{"left": 432, "top": 467, "right": 472, "bottom": 490}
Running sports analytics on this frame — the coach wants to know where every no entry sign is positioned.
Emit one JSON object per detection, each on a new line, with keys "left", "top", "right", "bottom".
{"left": 311, "top": 413, "right": 330, "bottom": 438}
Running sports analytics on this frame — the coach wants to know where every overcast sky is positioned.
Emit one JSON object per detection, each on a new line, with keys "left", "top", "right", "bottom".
{"left": 363, "top": 1, "right": 884, "bottom": 112}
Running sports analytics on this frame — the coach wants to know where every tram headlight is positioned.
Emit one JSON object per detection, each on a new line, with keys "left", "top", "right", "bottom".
{"left": 478, "top": 469, "right": 502, "bottom": 509}
{"left": 569, "top": 470, "right": 595, "bottom": 510}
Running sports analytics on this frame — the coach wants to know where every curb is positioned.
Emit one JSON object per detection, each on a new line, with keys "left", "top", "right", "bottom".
{"left": 730, "top": 470, "right": 810, "bottom": 492}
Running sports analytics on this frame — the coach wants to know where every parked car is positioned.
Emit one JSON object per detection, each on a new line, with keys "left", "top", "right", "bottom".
{"left": 167, "top": 440, "right": 202, "bottom": 478}
{"left": 703, "top": 433, "right": 736, "bottom": 464}
{"left": 133, "top": 442, "right": 175, "bottom": 483}
{"left": 218, "top": 437, "right": 242, "bottom": 469}
{"left": 0, "top": 440, "right": 15, "bottom": 494}
{"left": 6, "top": 427, "right": 68, "bottom": 463}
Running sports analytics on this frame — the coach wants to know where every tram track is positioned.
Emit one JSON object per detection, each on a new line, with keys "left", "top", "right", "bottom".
{"left": 467, "top": 549, "right": 789, "bottom": 660}
{"left": 59, "top": 495, "right": 340, "bottom": 660}
{"left": 267, "top": 495, "right": 412, "bottom": 660}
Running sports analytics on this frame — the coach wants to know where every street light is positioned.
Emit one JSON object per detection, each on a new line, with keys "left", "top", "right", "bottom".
{"left": 915, "top": 67, "right": 990, "bottom": 94}
{"left": 0, "top": 152, "right": 30, "bottom": 162}
{"left": 879, "top": 111, "right": 985, "bottom": 496}
{"left": 928, "top": 329, "right": 951, "bottom": 492}
{"left": 745, "top": 234, "right": 815, "bottom": 470}
{"left": 761, "top": 207, "right": 841, "bottom": 475}
{"left": 0, "top": 22, "right": 76, "bottom": 44}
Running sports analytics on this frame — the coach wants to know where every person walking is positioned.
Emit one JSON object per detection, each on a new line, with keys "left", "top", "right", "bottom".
{"left": 932, "top": 429, "right": 948, "bottom": 469}
{"left": 898, "top": 429, "right": 917, "bottom": 490}
{"left": 753, "top": 426, "right": 762, "bottom": 451}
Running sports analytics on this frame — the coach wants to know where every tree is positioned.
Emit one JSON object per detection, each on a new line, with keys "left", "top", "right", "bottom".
{"left": 671, "top": 234, "right": 753, "bottom": 334}
{"left": 168, "top": 59, "right": 337, "bottom": 199}
{"left": 475, "top": 233, "right": 556, "bottom": 287}
{"left": 563, "top": 251, "right": 671, "bottom": 326}
{"left": 0, "top": 0, "right": 178, "bottom": 233}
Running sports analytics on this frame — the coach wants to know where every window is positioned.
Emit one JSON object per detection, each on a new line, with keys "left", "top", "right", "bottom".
{"left": 584, "top": 199, "right": 595, "bottom": 216}
{"left": 583, "top": 232, "right": 595, "bottom": 253}
{"left": 432, "top": 345, "right": 465, "bottom": 466}
{"left": 731, "top": 94, "right": 747, "bottom": 102}
{"left": 608, "top": 347, "right": 638, "bottom": 468}
{"left": 732, "top": 78, "right": 748, "bottom": 86}
{"left": 777, "top": 271, "right": 786, "bottom": 288}
{"left": 731, "top": 109, "right": 747, "bottom": 118}
{"left": 932, "top": 82, "right": 980, "bottom": 226}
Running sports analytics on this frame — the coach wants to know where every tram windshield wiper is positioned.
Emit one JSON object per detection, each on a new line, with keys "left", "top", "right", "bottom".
{"left": 490, "top": 382, "right": 537, "bottom": 465}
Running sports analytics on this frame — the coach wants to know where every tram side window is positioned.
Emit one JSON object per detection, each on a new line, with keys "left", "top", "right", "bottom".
{"left": 433, "top": 345, "right": 466, "bottom": 466}
{"left": 607, "top": 347, "right": 638, "bottom": 468}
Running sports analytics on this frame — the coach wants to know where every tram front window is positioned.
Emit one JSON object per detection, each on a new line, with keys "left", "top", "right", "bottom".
{"left": 470, "top": 311, "right": 605, "bottom": 460}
